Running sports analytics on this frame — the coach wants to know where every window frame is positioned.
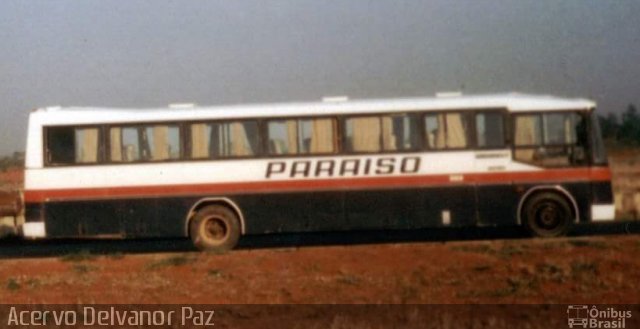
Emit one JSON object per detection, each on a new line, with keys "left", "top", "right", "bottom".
{"left": 421, "top": 110, "right": 476, "bottom": 152}
{"left": 43, "top": 125, "right": 106, "bottom": 167}
{"left": 42, "top": 107, "right": 519, "bottom": 167}
{"left": 105, "top": 121, "right": 185, "bottom": 164}
{"left": 261, "top": 115, "right": 340, "bottom": 158}
{"left": 341, "top": 112, "right": 423, "bottom": 155}
{"left": 473, "top": 109, "right": 509, "bottom": 150}
{"left": 511, "top": 110, "right": 592, "bottom": 167}
{"left": 185, "top": 118, "right": 263, "bottom": 161}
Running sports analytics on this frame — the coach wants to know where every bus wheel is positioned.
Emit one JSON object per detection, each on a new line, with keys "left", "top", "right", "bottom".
{"left": 522, "top": 192, "right": 572, "bottom": 238}
{"left": 190, "top": 205, "right": 240, "bottom": 252}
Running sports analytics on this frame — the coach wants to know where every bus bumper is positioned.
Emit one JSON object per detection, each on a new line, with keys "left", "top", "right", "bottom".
{"left": 22, "top": 222, "right": 46, "bottom": 238}
{"left": 591, "top": 204, "right": 615, "bottom": 221}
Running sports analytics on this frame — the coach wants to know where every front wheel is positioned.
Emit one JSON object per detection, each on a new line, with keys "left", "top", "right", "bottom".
{"left": 189, "top": 205, "right": 240, "bottom": 252}
{"left": 522, "top": 192, "right": 573, "bottom": 238}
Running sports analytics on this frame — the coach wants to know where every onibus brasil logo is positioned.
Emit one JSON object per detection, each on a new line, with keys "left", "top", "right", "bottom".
{"left": 567, "top": 305, "right": 632, "bottom": 328}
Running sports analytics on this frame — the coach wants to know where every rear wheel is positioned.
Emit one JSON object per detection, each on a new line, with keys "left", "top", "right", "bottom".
{"left": 189, "top": 205, "right": 240, "bottom": 252}
{"left": 522, "top": 192, "right": 573, "bottom": 238}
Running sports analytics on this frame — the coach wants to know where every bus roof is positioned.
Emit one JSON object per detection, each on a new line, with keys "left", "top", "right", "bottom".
{"left": 30, "top": 93, "right": 596, "bottom": 125}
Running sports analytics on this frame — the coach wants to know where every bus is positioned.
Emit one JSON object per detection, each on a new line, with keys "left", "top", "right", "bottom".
{"left": 20, "top": 93, "right": 614, "bottom": 251}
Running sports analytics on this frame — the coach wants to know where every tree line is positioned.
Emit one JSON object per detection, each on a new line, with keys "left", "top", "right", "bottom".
{"left": 599, "top": 104, "right": 640, "bottom": 146}
{"left": 0, "top": 152, "right": 24, "bottom": 171}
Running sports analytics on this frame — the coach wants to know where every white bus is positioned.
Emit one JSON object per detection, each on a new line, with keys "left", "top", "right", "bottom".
{"left": 21, "top": 93, "right": 614, "bottom": 251}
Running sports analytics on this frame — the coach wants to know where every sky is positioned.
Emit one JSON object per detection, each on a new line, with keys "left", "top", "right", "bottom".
{"left": 1, "top": 0, "right": 639, "bottom": 155}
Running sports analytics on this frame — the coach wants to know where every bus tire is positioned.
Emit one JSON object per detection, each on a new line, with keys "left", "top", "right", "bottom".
{"left": 522, "top": 192, "right": 573, "bottom": 238}
{"left": 189, "top": 205, "right": 240, "bottom": 252}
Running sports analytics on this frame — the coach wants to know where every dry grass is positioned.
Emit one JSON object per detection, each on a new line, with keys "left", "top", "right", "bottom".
{"left": 609, "top": 152, "right": 640, "bottom": 219}
{"left": 60, "top": 250, "right": 96, "bottom": 262}
{"left": 145, "top": 254, "right": 196, "bottom": 270}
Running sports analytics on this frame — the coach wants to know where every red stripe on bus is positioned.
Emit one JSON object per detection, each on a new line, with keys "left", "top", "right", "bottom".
{"left": 23, "top": 167, "right": 611, "bottom": 203}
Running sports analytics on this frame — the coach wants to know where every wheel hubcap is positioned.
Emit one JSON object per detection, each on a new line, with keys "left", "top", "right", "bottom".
{"left": 535, "top": 202, "right": 562, "bottom": 229}
{"left": 204, "top": 217, "right": 228, "bottom": 241}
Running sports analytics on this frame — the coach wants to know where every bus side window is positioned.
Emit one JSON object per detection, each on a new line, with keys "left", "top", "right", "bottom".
{"left": 110, "top": 124, "right": 181, "bottom": 162}
{"left": 345, "top": 114, "right": 418, "bottom": 153}
{"left": 424, "top": 114, "right": 444, "bottom": 149}
{"left": 190, "top": 120, "right": 259, "bottom": 159}
{"left": 423, "top": 112, "right": 470, "bottom": 150}
{"left": 118, "top": 127, "right": 140, "bottom": 162}
{"left": 267, "top": 120, "right": 297, "bottom": 155}
{"left": 299, "top": 118, "right": 336, "bottom": 154}
{"left": 142, "top": 125, "right": 181, "bottom": 161}
{"left": 513, "top": 114, "right": 542, "bottom": 164}
{"left": 345, "top": 116, "right": 381, "bottom": 153}
{"left": 46, "top": 127, "right": 100, "bottom": 165}
{"left": 266, "top": 118, "right": 336, "bottom": 156}
{"left": 476, "top": 112, "right": 505, "bottom": 148}
{"left": 513, "top": 112, "right": 587, "bottom": 167}
{"left": 384, "top": 114, "right": 419, "bottom": 151}
{"left": 217, "top": 121, "right": 259, "bottom": 157}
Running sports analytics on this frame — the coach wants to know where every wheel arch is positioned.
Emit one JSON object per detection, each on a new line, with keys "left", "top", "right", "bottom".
{"left": 517, "top": 185, "right": 579, "bottom": 225}
{"left": 185, "top": 197, "right": 246, "bottom": 236}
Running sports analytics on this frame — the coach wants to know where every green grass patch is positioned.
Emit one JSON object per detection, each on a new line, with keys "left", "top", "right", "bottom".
{"left": 570, "top": 261, "right": 598, "bottom": 277}
{"left": 72, "top": 264, "right": 97, "bottom": 274}
{"left": 568, "top": 239, "right": 609, "bottom": 249}
{"left": 450, "top": 244, "right": 493, "bottom": 254}
{"left": 336, "top": 274, "right": 360, "bottom": 285}
{"left": 60, "top": 250, "right": 96, "bottom": 262}
{"left": 146, "top": 255, "right": 195, "bottom": 270}
{"left": 489, "top": 276, "right": 539, "bottom": 298}
{"left": 496, "top": 244, "right": 526, "bottom": 258}
{"left": 451, "top": 243, "right": 528, "bottom": 259}
{"left": 535, "top": 262, "right": 567, "bottom": 283}
{"left": 6, "top": 278, "right": 20, "bottom": 291}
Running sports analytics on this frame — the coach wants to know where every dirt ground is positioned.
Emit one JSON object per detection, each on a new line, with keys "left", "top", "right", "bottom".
{"left": 0, "top": 234, "right": 638, "bottom": 304}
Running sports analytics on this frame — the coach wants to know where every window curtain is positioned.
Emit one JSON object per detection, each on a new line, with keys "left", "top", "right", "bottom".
{"left": 382, "top": 117, "right": 396, "bottom": 151}
{"left": 446, "top": 114, "right": 467, "bottom": 148}
{"left": 77, "top": 129, "right": 99, "bottom": 163}
{"left": 310, "top": 119, "right": 334, "bottom": 153}
{"left": 352, "top": 117, "right": 380, "bottom": 152}
{"left": 191, "top": 124, "right": 209, "bottom": 158}
{"left": 515, "top": 116, "right": 538, "bottom": 146}
{"left": 231, "top": 122, "right": 251, "bottom": 156}
{"left": 110, "top": 128, "right": 122, "bottom": 162}
{"left": 286, "top": 120, "right": 298, "bottom": 154}
{"left": 152, "top": 126, "right": 169, "bottom": 160}
{"left": 515, "top": 116, "right": 538, "bottom": 161}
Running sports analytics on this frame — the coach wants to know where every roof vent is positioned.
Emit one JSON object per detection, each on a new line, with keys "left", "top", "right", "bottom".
{"left": 436, "top": 91, "right": 462, "bottom": 98}
{"left": 322, "top": 96, "right": 349, "bottom": 103}
{"left": 169, "top": 103, "right": 196, "bottom": 109}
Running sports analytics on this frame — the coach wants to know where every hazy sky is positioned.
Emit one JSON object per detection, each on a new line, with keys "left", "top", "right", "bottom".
{"left": 1, "top": 1, "right": 639, "bottom": 155}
